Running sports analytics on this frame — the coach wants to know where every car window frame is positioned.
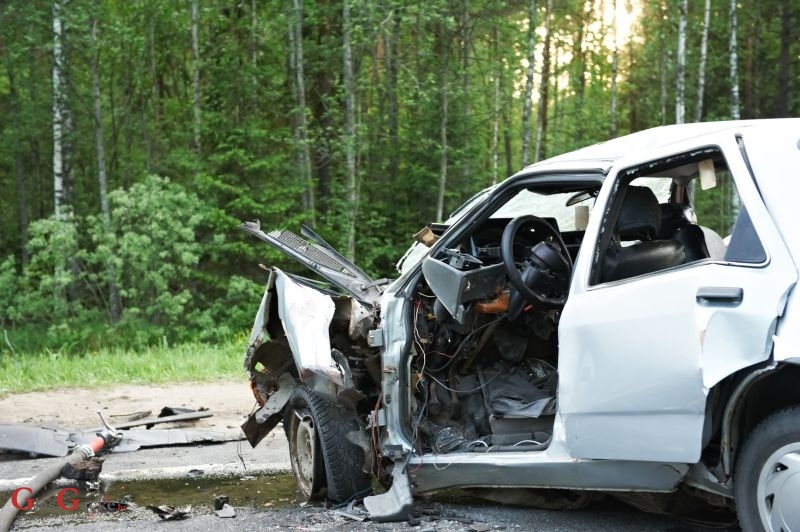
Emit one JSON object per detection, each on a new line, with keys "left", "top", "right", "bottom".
{"left": 588, "top": 144, "right": 770, "bottom": 288}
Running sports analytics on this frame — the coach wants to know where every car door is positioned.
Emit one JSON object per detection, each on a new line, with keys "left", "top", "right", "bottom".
{"left": 557, "top": 132, "right": 797, "bottom": 463}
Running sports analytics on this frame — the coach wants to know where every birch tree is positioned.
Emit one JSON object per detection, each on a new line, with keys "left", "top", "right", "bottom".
{"left": 728, "top": 0, "right": 740, "bottom": 120}
{"left": 728, "top": 0, "right": 740, "bottom": 219}
{"left": 609, "top": 0, "right": 619, "bottom": 137}
{"left": 520, "top": 0, "right": 537, "bottom": 167}
{"left": 675, "top": 0, "right": 687, "bottom": 124}
{"left": 287, "top": 0, "right": 315, "bottom": 220}
{"left": 435, "top": 21, "right": 451, "bottom": 222}
{"left": 52, "top": 0, "right": 72, "bottom": 220}
{"left": 490, "top": 26, "right": 500, "bottom": 185}
{"left": 460, "top": 0, "right": 471, "bottom": 183}
{"left": 343, "top": 0, "right": 358, "bottom": 261}
{"left": 534, "top": 0, "right": 552, "bottom": 162}
{"left": 694, "top": 0, "right": 710, "bottom": 122}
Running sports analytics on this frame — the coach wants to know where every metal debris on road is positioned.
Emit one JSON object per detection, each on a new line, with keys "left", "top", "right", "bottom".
{"left": 146, "top": 504, "right": 192, "bottom": 520}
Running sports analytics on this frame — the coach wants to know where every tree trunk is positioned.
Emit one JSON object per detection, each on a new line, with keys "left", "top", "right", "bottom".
{"left": 520, "top": 0, "right": 537, "bottom": 167}
{"left": 491, "top": 26, "right": 500, "bottom": 185}
{"left": 52, "top": 0, "right": 70, "bottom": 220}
{"left": 191, "top": 0, "right": 201, "bottom": 157}
{"left": 91, "top": 16, "right": 121, "bottom": 324}
{"left": 534, "top": 0, "right": 552, "bottom": 162}
{"left": 609, "top": 0, "right": 618, "bottom": 137}
{"left": 386, "top": 5, "right": 400, "bottom": 183}
{"left": 776, "top": 2, "right": 792, "bottom": 117}
{"left": 435, "top": 22, "right": 451, "bottom": 222}
{"left": 572, "top": 1, "right": 587, "bottom": 144}
{"left": 287, "top": 0, "right": 315, "bottom": 222}
{"left": 675, "top": 0, "right": 687, "bottom": 124}
{"left": 658, "top": 6, "right": 667, "bottom": 126}
{"left": 695, "top": 0, "right": 710, "bottom": 122}
{"left": 14, "top": 149, "right": 28, "bottom": 265}
{"left": 460, "top": 0, "right": 470, "bottom": 184}
{"left": 728, "top": 0, "right": 741, "bottom": 218}
{"left": 52, "top": 0, "right": 78, "bottom": 304}
{"left": 729, "top": 0, "right": 740, "bottom": 120}
{"left": 147, "top": 13, "right": 159, "bottom": 172}
{"left": 343, "top": 0, "right": 358, "bottom": 261}
{"left": 5, "top": 56, "right": 29, "bottom": 264}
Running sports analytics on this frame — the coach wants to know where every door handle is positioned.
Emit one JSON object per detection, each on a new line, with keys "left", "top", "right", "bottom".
{"left": 696, "top": 286, "right": 743, "bottom": 305}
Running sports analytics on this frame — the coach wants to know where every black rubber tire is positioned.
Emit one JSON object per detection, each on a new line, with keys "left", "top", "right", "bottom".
{"left": 735, "top": 405, "right": 800, "bottom": 532}
{"left": 284, "top": 385, "right": 371, "bottom": 503}
{"left": 284, "top": 402, "right": 326, "bottom": 499}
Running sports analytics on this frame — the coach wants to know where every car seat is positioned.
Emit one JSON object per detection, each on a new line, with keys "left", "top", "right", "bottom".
{"left": 657, "top": 202, "right": 710, "bottom": 263}
{"left": 601, "top": 187, "right": 686, "bottom": 282}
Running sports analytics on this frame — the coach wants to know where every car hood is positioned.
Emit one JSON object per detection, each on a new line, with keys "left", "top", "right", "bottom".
{"left": 241, "top": 221, "right": 384, "bottom": 306}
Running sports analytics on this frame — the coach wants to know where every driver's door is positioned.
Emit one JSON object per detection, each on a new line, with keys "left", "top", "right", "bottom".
{"left": 557, "top": 134, "right": 796, "bottom": 463}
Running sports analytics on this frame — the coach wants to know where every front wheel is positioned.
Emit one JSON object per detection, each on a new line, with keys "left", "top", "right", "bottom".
{"left": 284, "top": 385, "right": 371, "bottom": 503}
{"left": 735, "top": 406, "right": 800, "bottom": 532}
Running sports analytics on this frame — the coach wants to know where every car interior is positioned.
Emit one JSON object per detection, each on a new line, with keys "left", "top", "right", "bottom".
{"left": 408, "top": 147, "right": 742, "bottom": 455}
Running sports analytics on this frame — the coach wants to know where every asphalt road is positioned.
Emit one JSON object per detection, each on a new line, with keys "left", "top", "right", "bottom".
{"left": 1, "top": 435, "right": 739, "bottom": 532}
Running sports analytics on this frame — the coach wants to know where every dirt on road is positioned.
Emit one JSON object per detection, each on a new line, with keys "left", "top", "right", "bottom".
{"left": 0, "top": 379, "right": 255, "bottom": 433}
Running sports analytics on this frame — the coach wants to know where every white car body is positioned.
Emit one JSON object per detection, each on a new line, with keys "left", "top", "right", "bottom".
{"left": 242, "top": 119, "right": 800, "bottom": 530}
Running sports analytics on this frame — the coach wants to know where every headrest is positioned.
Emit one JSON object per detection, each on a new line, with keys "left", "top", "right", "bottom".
{"left": 617, "top": 186, "right": 660, "bottom": 241}
{"left": 657, "top": 203, "right": 697, "bottom": 238}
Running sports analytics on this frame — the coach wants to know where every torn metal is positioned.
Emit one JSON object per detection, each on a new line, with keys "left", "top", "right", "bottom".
{"left": 0, "top": 408, "right": 228, "bottom": 458}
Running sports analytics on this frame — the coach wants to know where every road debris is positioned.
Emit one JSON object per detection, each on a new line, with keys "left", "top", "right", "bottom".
{"left": 214, "top": 503, "right": 236, "bottom": 518}
{"left": 0, "top": 407, "right": 234, "bottom": 458}
{"left": 0, "top": 424, "right": 71, "bottom": 457}
{"left": 333, "top": 500, "right": 367, "bottom": 522}
{"left": 109, "top": 410, "right": 152, "bottom": 422}
{"left": 213, "top": 495, "right": 229, "bottom": 510}
{"left": 147, "top": 504, "right": 191, "bottom": 520}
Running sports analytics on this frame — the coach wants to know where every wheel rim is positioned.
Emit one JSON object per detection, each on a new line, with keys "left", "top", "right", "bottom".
{"left": 289, "top": 410, "right": 318, "bottom": 498}
{"left": 757, "top": 442, "right": 800, "bottom": 532}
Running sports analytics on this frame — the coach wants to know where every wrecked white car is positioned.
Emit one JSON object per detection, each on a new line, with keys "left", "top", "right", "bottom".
{"left": 241, "top": 119, "right": 800, "bottom": 532}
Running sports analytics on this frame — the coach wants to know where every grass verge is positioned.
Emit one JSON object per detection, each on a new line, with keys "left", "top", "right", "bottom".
{"left": 0, "top": 341, "right": 244, "bottom": 395}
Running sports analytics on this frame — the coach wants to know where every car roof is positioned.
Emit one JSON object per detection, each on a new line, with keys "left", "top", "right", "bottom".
{"left": 516, "top": 119, "right": 794, "bottom": 177}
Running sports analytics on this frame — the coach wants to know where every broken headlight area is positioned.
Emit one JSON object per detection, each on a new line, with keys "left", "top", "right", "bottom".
{"left": 407, "top": 283, "right": 559, "bottom": 455}
{"left": 242, "top": 268, "right": 383, "bottom": 448}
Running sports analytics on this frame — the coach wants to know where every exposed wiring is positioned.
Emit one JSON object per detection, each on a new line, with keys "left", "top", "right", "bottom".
{"left": 425, "top": 315, "right": 504, "bottom": 373}
{"left": 511, "top": 439, "right": 543, "bottom": 446}
{"left": 425, "top": 370, "right": 502, "bottom": 394}
{"left": 370, "top": 392, "right": 383, "bottom": 478}
{"left": 412, "top": 300, "right": 427, "bottom": 383}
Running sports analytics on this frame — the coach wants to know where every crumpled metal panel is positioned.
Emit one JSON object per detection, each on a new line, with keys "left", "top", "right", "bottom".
{"left": 274, "top": 270, "right": 341, "bottom": 387}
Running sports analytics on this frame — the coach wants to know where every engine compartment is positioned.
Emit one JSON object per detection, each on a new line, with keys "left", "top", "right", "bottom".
{"left": 404, "top": 214, "right": 579, "bottom": 454}
{"left": 408, "top": 283, "right": 560, "bottom": 453}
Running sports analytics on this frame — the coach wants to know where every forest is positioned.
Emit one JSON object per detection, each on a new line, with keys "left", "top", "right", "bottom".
{"left": 0, "top": 0, "right": 797, "bottom": 355}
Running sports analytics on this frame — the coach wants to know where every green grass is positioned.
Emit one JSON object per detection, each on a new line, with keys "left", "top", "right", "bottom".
{"left": 0, "top": 340, "right": 245, "bottom": 396}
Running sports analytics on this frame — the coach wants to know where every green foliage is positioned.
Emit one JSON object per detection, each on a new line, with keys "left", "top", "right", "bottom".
{"left": 0, "top": 341, "right": 243, "bottom": 394}
{"left": 12, "top": 217, "right": 81, "bottom": 323}
{"left": 0, "top": 0, "right": 797, "bottom": 357}
{"left": 103, "top": 175, "right": 203, "bottom": 331}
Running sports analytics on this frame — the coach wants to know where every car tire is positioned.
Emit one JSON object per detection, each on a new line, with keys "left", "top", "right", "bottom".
{"left": 735, "top": 405, "right": 800, "bottom": 532}
{"left": 284, "top": 385, "right": 371, "bottom": 503}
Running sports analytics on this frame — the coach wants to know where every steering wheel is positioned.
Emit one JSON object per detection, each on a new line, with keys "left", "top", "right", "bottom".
{"left": 500, "top": 215, "right": 573, "bottom": 314}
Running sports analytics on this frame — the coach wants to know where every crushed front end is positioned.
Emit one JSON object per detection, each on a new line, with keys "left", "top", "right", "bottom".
{"left": 241, "top": 267, "right": 383, "bottom": 447}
